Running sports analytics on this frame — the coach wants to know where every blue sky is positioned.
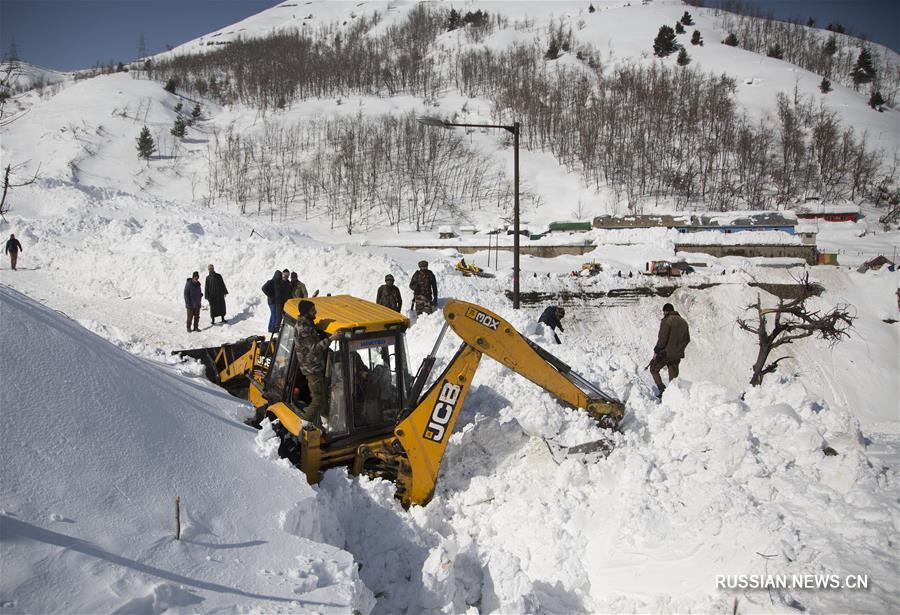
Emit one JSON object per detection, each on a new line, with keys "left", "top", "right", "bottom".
{"left": 0, "top": 1, "right": 897, "bottom": 72}
{"left": 0, "top": 0, "right": 280, "bottom": 70}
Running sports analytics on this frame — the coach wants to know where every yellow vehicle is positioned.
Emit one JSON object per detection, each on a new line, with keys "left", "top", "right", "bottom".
{"left": 178, "top": 296, "right": 623, "bottom": 507}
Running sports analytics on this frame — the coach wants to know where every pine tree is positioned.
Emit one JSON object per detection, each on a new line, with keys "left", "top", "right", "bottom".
{"left": 589, "top": 3, "right": 596, "bottom": 13}
{"left": 806, "top": 17, "right": 815, "bottom": 28}
{"left": 723, "top": 33, "right": 739, "bottom": 47}
{"left": 136, "top": 126, "right": 156, "bottom": 161}
{"left": 691, "top": 30, "right": 703, "bottom": 46}
{"left": 823, "top": 36, "right": 838, "bottom": 55}
{"left": 170, "top": 116, "right": 187, "bottom": 138}
{"left": 447, "top": 8, "right": 462, "bottom": 31}
{"left": 545, "top": 37, "right": 561, "bottom": 60}
{"left": 174, "top": 101, "right": 183, "bottom": 113}
{"left": 868, "top": 90, "right": 885, "bottom": 110}
{"left": 675, "top": 21, "right": 685, "bottom": 35}
{"left": 653, "top": 25, "right": 677, "bottom": 57}
{"left": 164, "top": 77, "right": 177, "bottom": 94}
{"left": 677, "top": 48, "right": 691, "bottom": 66}
{"left": 191, "top": 103, "right": 202, "bottom": 119}
{"left": 851, "top": 48, "right": 876, "bottom": 87}
{"left": 681, "top": 11, "right": 694, "bottom": 26}
{"left": 819, "top": 77, "right": 832, "bottom": 93}
{"left": 767, "top": 43, "right": 784, "bottom": 59}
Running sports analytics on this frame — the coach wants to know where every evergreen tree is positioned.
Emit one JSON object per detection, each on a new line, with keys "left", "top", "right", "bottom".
{"left": 589, "top": 3, "right": 596, "bottom": 13}
{"left": 653, "top": 25, "right": 677, "bottom": 57}
{"left": 191, "top": 103, "right": 202, "bottom": 119}
{"left": 868, "top": 89, "right": 885, "bottom": 110}
{"left": 174, "top": 101, "right": 183, "bottom": 113}
{"left": 723, "top": 33, "right": 739, "bottom": 47}
{"left": 677, "top": 48, "right": 691, "bottom": 66}
{"left": 826, "top": 23, "right": 845, "bottom": 34}
{"left": 447, "top": 8, "right": 462, "bottom": 31}
{"left": 851, "top": 48, "right": 876, "bottom": 87}
{"left": 136, "top": 126, "right": 156, "bottom": 161}
{"left": 545, "top": 37, "right": 561, "bottom": 60}
{"left": 681, "top": 11, "right": 694, "bottom": 26}
{"left": 675, "top": 21, "right": 685, "bottom": 35}
{"left": 819, "top": 77, "right": 832, "bottom": 93}
{"left": 171, "top": 116, "right": 187, "bottom": 138}
{"left": 823, "top": 36, "right": 838, "bottom": 55}
{"left": 691, "top": 30, "right": 703, "bottom": 46}
{"left": 164, "top": 77, "right": 177, "bottom": 94}
{"left": 766, "top": 43, "right": 784, "bottom": 59}
{"left": 806, "top": 17, "right": 815, "bottom": 28}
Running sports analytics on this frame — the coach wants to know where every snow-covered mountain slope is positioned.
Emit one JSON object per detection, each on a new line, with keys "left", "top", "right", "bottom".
{"left": 0, "top": 285, "right": 374, "bottom": 614}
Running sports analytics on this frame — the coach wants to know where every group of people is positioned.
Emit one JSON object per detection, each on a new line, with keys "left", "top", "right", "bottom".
{"left": 375, "top": 260, "right": 438, "bottom": 315}
{"left": 262, "top": 269, "right": 312, "bottom": 333}
{"left": 183, "top": 265, "right": 229, "bottom": 332}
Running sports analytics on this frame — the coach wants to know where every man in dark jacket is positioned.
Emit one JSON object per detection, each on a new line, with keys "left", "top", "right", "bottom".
{"left": 183, "top": 271, "right": 203, "bottom": 332}
{"left": 376, "top": 274, "right": 402, "bottom": 312}
{"left": 5, "top": 234, "right": 23, "bottom": 271}
{"left": 650, "top": 303, "right": 690, "bottom": 398}
{"left": 272, "top": 269, "right": 293, "bottom": 330}
{"left": 409, "top": 260, "right": 438, "bottom": 315}
{"left": 294, "top": 300, "right": 342, "bottom": 425}
{"left": 261, "top": 270, "right": 282, "bottom": 333}
{"left": 538, "top": 305, "right": 566, "bottom": 344}
{"left": 204, "top": 264, "right": 228, "bottom": 324}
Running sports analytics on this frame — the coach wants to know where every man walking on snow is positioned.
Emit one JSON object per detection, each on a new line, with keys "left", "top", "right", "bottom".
{"left": 204, "top": 264, "right": 228, "bottom": 324}
{"left": 5, "top": 234, "right": 23, "bottom": 271}
{"left": 184, "top": 271, "right": 203, "bottom": 332}
{"left": 649, "top": 303, "right": 690, "bottom": 398}
{"left": 376, "top": 274, "right": 402, "bottom": 312}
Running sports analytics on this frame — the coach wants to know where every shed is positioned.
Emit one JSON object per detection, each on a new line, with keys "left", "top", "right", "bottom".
{"left": 548, "top": 221, "right": 593, "bottom": 233}
{"left": 857, "top": 255, "right": 895, "bottom": 273}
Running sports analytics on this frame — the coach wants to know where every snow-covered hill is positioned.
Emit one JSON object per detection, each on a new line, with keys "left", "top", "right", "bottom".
{"left": 0, "top": 285, "right": 374, "bottom": 614}
{"left": 1, "top": 1, "right": 898, "bottom": 613}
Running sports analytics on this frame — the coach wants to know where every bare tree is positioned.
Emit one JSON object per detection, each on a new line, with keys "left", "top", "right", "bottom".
{"left": 737, "top": 274, "right": 855, "bottom": 386}
{"left": 0, "top": 162, "right": 41, "bottom": 220}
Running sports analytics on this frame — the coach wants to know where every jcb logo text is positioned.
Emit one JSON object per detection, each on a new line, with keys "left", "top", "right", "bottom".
{"left": 424, "top": 382, "right": 462, "bottom": 442}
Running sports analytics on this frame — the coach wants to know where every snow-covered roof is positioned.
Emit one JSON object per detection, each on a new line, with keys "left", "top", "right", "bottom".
{"left": 796, "top": 202, "right": 861, "bottom": 215}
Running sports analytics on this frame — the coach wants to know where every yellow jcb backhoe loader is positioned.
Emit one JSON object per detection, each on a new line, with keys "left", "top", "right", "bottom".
{"left": 176, "top": 296, "right": 623, "bottom": 506}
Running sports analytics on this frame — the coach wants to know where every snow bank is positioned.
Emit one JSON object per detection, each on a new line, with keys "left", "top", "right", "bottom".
{"left": 0, "top": 285, "right": 374, "bottom": 614}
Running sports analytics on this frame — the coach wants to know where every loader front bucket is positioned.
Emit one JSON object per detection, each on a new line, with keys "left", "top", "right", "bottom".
{"left": 173, "top": 335, "right": 269, "bottom": 393}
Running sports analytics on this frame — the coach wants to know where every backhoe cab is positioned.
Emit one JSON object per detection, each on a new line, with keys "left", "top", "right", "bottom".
{"left": 177, "top": 296, "right": 623, "bottom": 507}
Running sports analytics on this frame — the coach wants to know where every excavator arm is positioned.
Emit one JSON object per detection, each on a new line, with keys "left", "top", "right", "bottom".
{"left": 394, "top": 299, "right": 623, "bottom": 505}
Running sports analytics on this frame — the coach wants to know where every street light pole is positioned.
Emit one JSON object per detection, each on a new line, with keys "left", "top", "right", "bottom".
{"left": 418, "top": 116, "right": 522, "bottom": 309}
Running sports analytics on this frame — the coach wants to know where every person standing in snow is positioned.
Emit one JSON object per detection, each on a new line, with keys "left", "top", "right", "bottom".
{"left": 261, "top": 270, "right": 282, "bottom": 333}
{"left": 273, "top": 269, "right": 293, "bottom": 329}
{"left": 184, "top": 271, "right": 203, "bottom": 333}
{"left": 649, "top": 302, "right": 690, "bottom": 398}
{"left": 4, "top": 234, "right": 23, "bottom": 271}
{"left": 538, "top": 305, "right": 565, "bottom": 344}
{"left": 376, "top": 274, "right": 402, "bottom": 312}
{"left": 409, "top": 260, "right": 438, "bottom": 315}
{"left": 293, "top": 300, "right": 342, "bottom": 425}
{"left": 204, "top": 264, "right": 228, "bottom": 324}
{"left": 290, "top": 271, "right": 309, "bottom": 299}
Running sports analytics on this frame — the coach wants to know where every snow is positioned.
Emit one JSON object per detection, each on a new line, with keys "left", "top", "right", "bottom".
{"left": 1, "top": 0, "right": 899, "bottom": 613}
{"left": 675, "top": 230, "right": 801, "bottom": 245}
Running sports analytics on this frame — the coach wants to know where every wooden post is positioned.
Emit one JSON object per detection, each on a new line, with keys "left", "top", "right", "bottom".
{"left": 175, "top": 496, "right": 181, "bottom": 540}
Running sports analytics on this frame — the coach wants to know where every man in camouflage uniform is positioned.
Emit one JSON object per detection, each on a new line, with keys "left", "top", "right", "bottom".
{"left": 376, "top": 274, "right": 402, "bottom": 312}
{"left": 294, "top": 300, "right": 342, "bottom": 423}
{"left": 408, "top": 260, "right": 438, "bottom": 315}
{"left": 649, "top": 302, "right": 690, "bottom": 398}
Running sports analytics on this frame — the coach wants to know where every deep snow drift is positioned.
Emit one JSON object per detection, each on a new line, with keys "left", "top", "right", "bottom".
{"left": 0, "top": 285, "right": 374, "bottom": 614}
